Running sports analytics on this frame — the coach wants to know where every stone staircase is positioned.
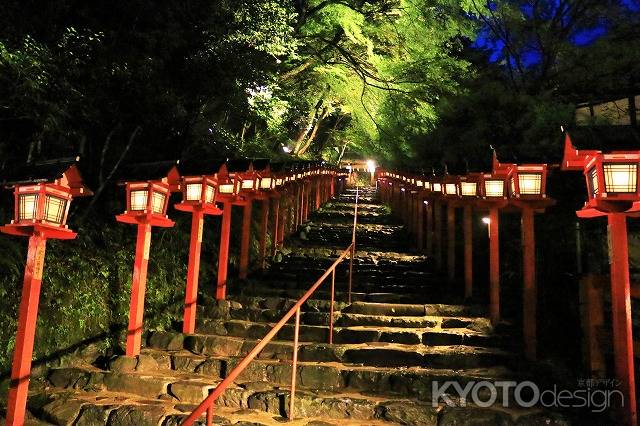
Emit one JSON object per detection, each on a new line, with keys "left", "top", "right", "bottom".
{"left": 22, "top": 186, "right": 575, "bottom": 425}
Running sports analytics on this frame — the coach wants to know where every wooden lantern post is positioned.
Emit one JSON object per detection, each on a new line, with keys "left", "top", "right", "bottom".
{"left": 475, "top": 161, "right": 509, "bottom": 325}
{"left": 1, "top": 158, "right": 92, "bottom": 426}
{"left": 562, "top": 128, "right": 639, "bottom": 425}
{"left": 212, "top": 165, "right": 241, "bottom": 299}
{"left": 174, "top": 161, "right": 225, "bottom": 334}
{"left": 116, "top": 161, "right": 180, "bottom": 356}
{"left": 442, "top": 173, "right": 462, "bottom": 283}
{"left": 459, "top": 173, "right": 482, "bottom": 299}
{"left": 495, "top": 153, "right": 555, "bottom": 361}
{"left": 227, "top": 161, "right": 258, "bottom": 281}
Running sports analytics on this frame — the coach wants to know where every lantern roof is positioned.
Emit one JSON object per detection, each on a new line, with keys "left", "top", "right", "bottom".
{"left": 1, "top": 156, "right": 93, "bottom": 197}
{"left": 564, "top": 125, "right": 640, "bottom": 152}
{"left": 562, "top": 126, "right": 640, "bottom": 170}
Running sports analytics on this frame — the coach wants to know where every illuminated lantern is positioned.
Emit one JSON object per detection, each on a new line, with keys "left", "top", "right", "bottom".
{"left": 495, "top": 153, "right": 554, "bottom": 362}
{"left": 475, "top": 153, "right": 511, "bottom": 325}
{"left": 561, "top": 126, "right": 639, "bottom": 425}
{"left": 1, "top": 157, "right": 92, "bottom": 426}
{"left": 457, "top": 172, "right": 482, "bottom": 299}
{"left": 175, "top": 160, "right": 225, "bottom": 334}
{"left": 443, "top": 174, "right": 461, "bottom": 199}
{"left": 224, "top": 159, "right": 257, "bottom": 284}
{"left": 116, "top": 161, "right": 180, "bottom": 356}
{"left": 252, "top": 160, "right": 277, "bottom": 270}
{"left": 460, "top": 173, "right": 481, "bottom": 198}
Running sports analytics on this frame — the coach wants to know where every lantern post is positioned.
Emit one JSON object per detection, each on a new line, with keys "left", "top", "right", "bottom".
{"left": 226, "top": 160, "right": 258, "bottom": 281}
{"left": 430, "top": 177, "right": 444, "bottom": 271}
{"left": 174, "top": 161, "right": 224, "bottom": 334}
{"left": 116, "top": 161, "right": 180, "bottom": 356}
{"left": 459, "top": 173, "right": 481, "bottom": 299}
{"left": 561, "top": 127, "right": 639, "bottom": 425}
{"left": 1, "top": 158, "right": 92, "bottom": 426}
{"left": 213, "top": 165, "right": 241, "bottom": 299}
{"left": 234, "top": 164, "right": 260, "bottom": 280}
{"left": 253, "top": 162, "right": 277, "bottom": 270}
{"left": 442, "top": 173, "right": 462, "bottom": 282}
{"left": 496, "top": 155, "right": 554, "bottom": 361}
{"left": 475, "top": 161, "right": 509, "bottom": 325}
{"left": 422, "top": 178, "right": 434, "bottom": 257}
{"left": 270, "top": 166, "right": 287, "bottom": 256}
{"left": 414, "top": 176, "right": 426, "bottom": 251}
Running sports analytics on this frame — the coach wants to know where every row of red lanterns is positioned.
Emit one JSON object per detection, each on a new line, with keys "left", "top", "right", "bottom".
{"left": 376, "top": 129, "right": 640, "bottom": 425}
{"left": 0, "top": 157, "right": 347, "bottom": 426}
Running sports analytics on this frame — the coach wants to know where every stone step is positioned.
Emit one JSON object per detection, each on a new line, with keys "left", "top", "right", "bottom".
{"left": 128, "top": 348, "right": 520, "bottom": 399}
{"left": 197, "top": 318, "right": 506, "bottom": 348}
{"left": 179, "top": 334, "right": 512, "bottom": 370}
{"left": 231, "top": 286, "right": 462, "bottom": 305}
{"left": 199, "top": 299, "right": 489, "bottom": 327}
{"left": 45, "top": 359, "right": 560, "bottom": 425}
{"left": 33, "top": 388, "right": 395, "bottom": 426}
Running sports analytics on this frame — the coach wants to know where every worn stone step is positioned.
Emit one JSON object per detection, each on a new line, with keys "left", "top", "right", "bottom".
{"left": 131, "top": 348, "right": 520, "bottom": 401}
{"left": 198, "top": 300, "right": 490, "bottom": 331}
{"left": 33, "top": 388, "right": 395, "bottom": 426}
{"left": 44, "top": 363, "right": 566, "bottom": 425}
{"left": 342, "top": 302, "right": 487, "bottom": 318}
{"left": 180, "top": 334, "right": 512, "bottom": 369}
{"left": 194, "top": 319, "right": 505, "bottom": 349}
{"left": 232, "top": 286, "right": 463, "bottom": 306}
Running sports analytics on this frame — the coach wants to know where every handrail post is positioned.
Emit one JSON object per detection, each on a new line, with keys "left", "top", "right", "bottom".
{"left": 206, "top": 400, "right": 213, "bottom": 426}
{"left": 289, "top": 307, "right": 301, "bottom": 420}
{"left": 349, "top": 185, "right": 358, "bottom": 304}
{"left": 329, "top": 268, "right": 335, "bottom": 344}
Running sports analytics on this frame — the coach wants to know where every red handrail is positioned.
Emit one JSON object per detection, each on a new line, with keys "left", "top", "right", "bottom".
{"left": 182, "top": 185, "right": 359, "bottom": 425}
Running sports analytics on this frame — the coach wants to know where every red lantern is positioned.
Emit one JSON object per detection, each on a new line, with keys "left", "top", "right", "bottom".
{"left": 1, "top": 157, "right": 92, "bottom": 426}
{"left": 561, "top": 126, "right": 638, "bottom": 425}
{"left": 116, "top": 161, "right": 180, "bottom": 356}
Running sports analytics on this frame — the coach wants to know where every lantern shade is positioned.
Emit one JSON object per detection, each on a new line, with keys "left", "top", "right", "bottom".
{"left": 561, "top": 126, "right": 640, "bottom": 215}
{"left": 461, "top": 181, "right": 477, "bottom": 196}
{"left": 484, "top": 179, "right": 506, "bottom": 198}
{"left": 259, "top": 177, "right": 273, "bottom": 190}
{"left": 124, "top": 181, "right": 172, "bottom": 216}
{"left": 1, "top": 158, "right": 94, "bottom": 237}
{"left": 603, "top": 163, "right": 637, "bottom": 193}
{"left": 115, "top": 160, "right": 179, "bottom": 227}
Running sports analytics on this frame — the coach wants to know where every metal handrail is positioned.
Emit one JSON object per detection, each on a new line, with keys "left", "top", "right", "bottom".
{"left": 182, "top": 185, "right": 359, "bottom": 425}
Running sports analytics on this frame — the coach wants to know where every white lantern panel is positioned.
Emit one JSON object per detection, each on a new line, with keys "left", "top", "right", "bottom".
{"left": 260, "top": 177, "right": 273, "bottom": 189}
{"left": 484, "top": 180, "right": 504, "bottom": 197}
{"left": 186, "top": 183, "right": 202, "bottom": 201}
{"left": 19, "top": 194, "right": 39, "bottom": 220}
{"left": 588, "top": 167, "right": 599, "bottom": 198}
{"left": 242, "top": 179, "right": 254, "bottom": 190}
{"left": 461, "top": 182, "right": 477, "bottom": 196}
{"left": 603, "top": 163, "right": 637, "bottom": 193}
{"left": 130, "top": 190, "right": 148, "bottom": 211}
{"left": 44, "top": 195, "right": 67, "bottom": 224}
{"left": 219, "top": 183, "right": 235, "bottom": 194}
{"left": 205, "top": 185, "right": 216, "bottom": 203}
{"left": 445, "top": 183, "right": 458, "bottom": 195}
{"left": 151, "top": 191, "right": 166, "bottom": 214}
{"left": 518, "top": 173, "right": 542, "bottom": 195}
